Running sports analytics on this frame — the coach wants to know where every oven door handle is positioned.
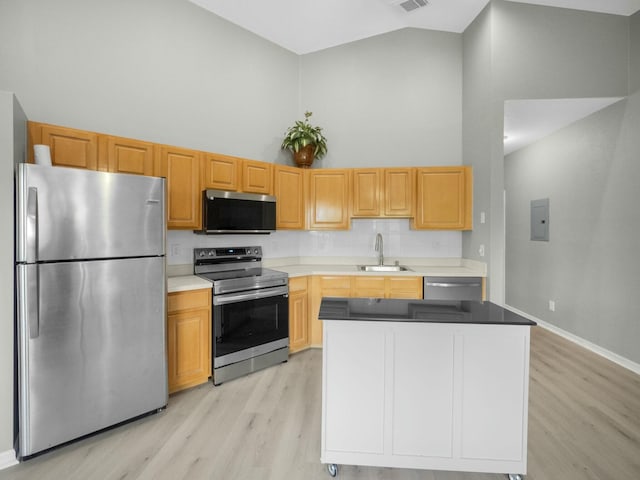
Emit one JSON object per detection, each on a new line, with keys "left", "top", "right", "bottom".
{"left": 213, "top": 286, "right": 289, "bottom": 306}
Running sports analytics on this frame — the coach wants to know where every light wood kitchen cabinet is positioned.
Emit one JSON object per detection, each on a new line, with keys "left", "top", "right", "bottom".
{"left": 384, "top": 168, "right": 414, "bottom": 217}
{"left": 158, "top": 145, "right": 201, "bottom": 229}
{"left": 310, "top": 276, "right": 353, "bottom": 346}
{"left": 352, "top": 169, "right": 382, "bottom": 217}
{"left": 201, "top": 152, "right": 241, "bottom": 191}
{"left": 288, "top": 276, "right": 310, "bottom": 353}
{"left": 351, "top": 275, "right": 423, "bottom": 299}
{"left": 242, "top": 159, "right": 272, "bottom": 194}
{"left": 274, "top": 165, "right": 306, "bottom": 230}
{"left": 352, "top": 168, "right": 414, "bottom": 218}
{"left": 308, "top": 169, "right": 351, "bottom": 230}
{"left": 31, "top": 122, "right": 99, "bottom": 170}
{"left": 167, "top": 289, "right": 211, "bottom": 394}
{"left": 100, "top": 135, "right": 155, "bottom": 175}
{"left": 413, "top": 166, "right": 472, "bottom": 230}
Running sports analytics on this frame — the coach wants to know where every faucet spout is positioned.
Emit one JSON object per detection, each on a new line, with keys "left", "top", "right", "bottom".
{"left": 375, "top": 233, "right": 384, "bottom": 266}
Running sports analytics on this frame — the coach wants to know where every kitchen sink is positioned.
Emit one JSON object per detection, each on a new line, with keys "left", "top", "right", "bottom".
{"left": 357, "top": 265, "right": 412, "bottom": 272}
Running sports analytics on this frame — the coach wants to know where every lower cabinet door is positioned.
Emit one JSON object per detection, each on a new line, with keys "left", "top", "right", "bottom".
{"left": 167, "top": 290, "right": 211, "bottom": 393}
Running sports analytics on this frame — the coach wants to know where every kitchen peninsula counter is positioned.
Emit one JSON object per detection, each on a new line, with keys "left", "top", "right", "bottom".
{"left": 319, "top": 297, "right": 533, "bottom": 479}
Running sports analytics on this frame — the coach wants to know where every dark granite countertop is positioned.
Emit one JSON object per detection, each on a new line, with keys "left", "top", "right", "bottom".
{"left": 318, "top": 297, "right": 536, "bottom": 326}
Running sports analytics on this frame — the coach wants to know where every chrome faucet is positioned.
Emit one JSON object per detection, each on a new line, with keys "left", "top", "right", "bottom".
{"left": 375, "top": 233, "right": 384, "bottom": 265}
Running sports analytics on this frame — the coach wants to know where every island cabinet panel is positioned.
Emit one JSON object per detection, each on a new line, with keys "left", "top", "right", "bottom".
{"left": 288, "top": 276, "right": 310, "bottom": 353}
{"left": 460, "top": 333, "right": 528, "bottom": 461}
{"left": 159, "top": 146, "right": 201, "bottom": 230}
{"left": 274, "top": 165, "right": 306, "bottom": 229}
{"left": 392, "top": 330, "right": 454, "bottom": 457}
{"left": 167, "top": 289, "right": 211, "bottom": 394}
{"left": 324, "top": 326, "right": 385, "bottom": 454}
{"left": 101, "top": 136, "right": 155, "bottom": 175}
{"left": 308, "top": 169, "right": 351, "bottom": 230}
{"left": 321, "top": 321, "right": 530, "bottom": 476}
{"left": 241, "top": 159, "right": 272, "bottom": 194}
{"left": 39, "top": 123, "right": 99, "bottom": 170}
{"left": 413, "top": 166, "right": 472, "bottom": 230}
{"left": 201, "top": 153, "right": 241, "bottom": 191}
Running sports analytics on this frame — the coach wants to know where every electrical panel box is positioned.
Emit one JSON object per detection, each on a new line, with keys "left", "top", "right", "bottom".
{"left": 531, "top": 198, "right": 549, "bottom": 241}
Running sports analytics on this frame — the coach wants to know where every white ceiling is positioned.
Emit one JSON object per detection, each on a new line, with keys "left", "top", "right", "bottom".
{"left": 503, "top": 97, "right": 624, "bottom": 155}
{"left": 189, "top": 0, "right": 638, "bottom": 154}
{"left": 190, "top": 0, "right": 640, "bottom": 55}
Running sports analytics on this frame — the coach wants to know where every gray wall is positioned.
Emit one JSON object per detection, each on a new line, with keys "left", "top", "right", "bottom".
{"left": 299, "top": 28, "right": 462, "bottom": 168}
{"left": 0, "top": 0, "right": 299, "bottom": 163}
{"left": 505, "top": 90, "right": 640, "bottom": 363}
{"left": 0, "top": 91, "right": 26, "bottom": 455}
{"left": 462, "top": 0, "right": 630, "bottom": 304}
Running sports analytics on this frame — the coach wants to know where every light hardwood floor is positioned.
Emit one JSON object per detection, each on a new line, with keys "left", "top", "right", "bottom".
{"left": 1, "top": 327, "right": 639, "bottom": 480}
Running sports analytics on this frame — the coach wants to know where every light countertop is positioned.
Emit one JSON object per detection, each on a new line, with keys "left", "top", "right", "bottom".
{"left": 167, "top": 257, "right": 485, "bottom": 293}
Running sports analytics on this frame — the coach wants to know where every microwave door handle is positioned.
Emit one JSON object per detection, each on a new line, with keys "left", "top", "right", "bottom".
{"left": 25, "top": 187, "right": 38, "bottom": 264}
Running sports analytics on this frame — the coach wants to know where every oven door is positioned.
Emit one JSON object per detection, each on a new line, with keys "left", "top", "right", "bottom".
{"left": 212, "top": 286, "right": 289, "bottom": 369}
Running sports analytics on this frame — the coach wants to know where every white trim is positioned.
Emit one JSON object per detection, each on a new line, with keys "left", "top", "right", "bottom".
{"left": 0, "top": 449, "right": 17, "bottom": 470}
{"left": 505, "top": 304, "right": 640, "bottom": 376}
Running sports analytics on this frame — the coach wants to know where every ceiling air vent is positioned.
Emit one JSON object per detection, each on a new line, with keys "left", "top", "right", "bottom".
{"left": 392, "top": 0, "right": 429, "bottom": 13}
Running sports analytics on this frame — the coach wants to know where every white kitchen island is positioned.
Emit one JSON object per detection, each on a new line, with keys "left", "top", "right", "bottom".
{"left": 319, "top": 298, "right": 536, "bottom": 479}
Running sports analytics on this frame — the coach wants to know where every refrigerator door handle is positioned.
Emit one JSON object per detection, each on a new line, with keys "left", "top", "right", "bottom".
{"left": 26, "top": 187, "right": 38, "bottom": 264}
{"left": 27, "top": 265, "right": 40, "bottom": 339}
{"left": 17, "top": 265, "right": 40, "bottom": 339}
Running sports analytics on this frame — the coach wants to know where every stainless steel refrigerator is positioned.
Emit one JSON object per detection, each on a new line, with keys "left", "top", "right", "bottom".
{"left": 15, "top": 163, "right": 168, "bottom": 459}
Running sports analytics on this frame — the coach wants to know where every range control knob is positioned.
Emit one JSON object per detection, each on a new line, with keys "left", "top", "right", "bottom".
{"left": 208, "top": 250, "right": 214, "bottom": 256}
{"left": 199, "top": 251, "right": 206, "bottom": 257}
{"left": 254, "top": 248, "right": 259, "bottom": 255}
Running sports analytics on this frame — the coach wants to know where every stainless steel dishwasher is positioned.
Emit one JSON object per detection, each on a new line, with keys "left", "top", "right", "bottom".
{"left": 423, "top": 276, "right": 483, "bottom": 301}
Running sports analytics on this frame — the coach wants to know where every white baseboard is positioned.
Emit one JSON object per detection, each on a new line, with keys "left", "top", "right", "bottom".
{"left": 505, "top": 304, "right": 640, "bottom": 376}
{"left": 0, "top": 449, "right": 17, "bottom": 471}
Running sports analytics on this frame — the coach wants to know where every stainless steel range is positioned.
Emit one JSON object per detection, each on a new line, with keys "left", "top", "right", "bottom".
{"left": 194, "top": 246, "right": 289, "bottom": 385}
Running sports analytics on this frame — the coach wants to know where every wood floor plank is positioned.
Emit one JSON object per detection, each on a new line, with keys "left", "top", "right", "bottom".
{"left": 1, "top": 327, "right": 638, "bottom": 480}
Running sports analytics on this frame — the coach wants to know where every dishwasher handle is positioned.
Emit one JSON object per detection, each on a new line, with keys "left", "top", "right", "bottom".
{"left": 426, "top": 282, "right": 482, "bottom": 288}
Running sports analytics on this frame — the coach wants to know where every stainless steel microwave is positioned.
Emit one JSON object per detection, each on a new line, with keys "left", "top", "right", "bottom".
{"left": 194, "top": 189, "right": 276, "bottom": 234}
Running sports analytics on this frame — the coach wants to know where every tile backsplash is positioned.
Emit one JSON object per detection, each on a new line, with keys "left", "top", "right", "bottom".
{"left": 166, "top": 218, "right": 462, "bottom": 266}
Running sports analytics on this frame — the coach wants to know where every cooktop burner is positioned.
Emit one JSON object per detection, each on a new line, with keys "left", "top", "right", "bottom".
{"left": 193, "top": 246, "right": 288, "bottom": 295}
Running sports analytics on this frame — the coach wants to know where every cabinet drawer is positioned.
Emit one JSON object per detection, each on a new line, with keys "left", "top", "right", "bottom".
{"left": 289, "top": 276, "right": 308, "bottom": 293}
{"left": 168, "top": 289, "right": 211, "bottom": 313}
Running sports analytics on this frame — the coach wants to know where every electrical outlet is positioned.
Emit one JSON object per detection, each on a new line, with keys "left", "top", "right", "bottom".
{"left": 548, "top": 300, "right": 555, "bottom": 312}
{"left": 478, "top": 244, "right": 485, "bottom": 257}
{"left": 480, "top": 211, "right": 486, "bottom": 224}
{"left": 170, "top": 244, "right": 180, "bottom": 257}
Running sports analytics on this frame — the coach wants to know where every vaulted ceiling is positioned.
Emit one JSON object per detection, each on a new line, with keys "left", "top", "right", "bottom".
{"left": 190, "top": 0, "right": 640, "bottom": 55}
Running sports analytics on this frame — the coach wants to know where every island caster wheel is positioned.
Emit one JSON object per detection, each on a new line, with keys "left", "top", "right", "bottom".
{"left": 507, "top": 474, "right": 523, "bottom": 480}
{"left": 327, "top": 463, "right": 338, "bottom": 477}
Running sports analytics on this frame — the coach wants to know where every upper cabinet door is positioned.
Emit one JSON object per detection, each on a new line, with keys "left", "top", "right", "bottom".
{"left": 103, "top": 136, "right": 155, "bottom": 176}
{"left": 242, "top": 159, "right": 273, "bottom": 194}
{"left": 352, "top": 169, "right": 382, "bottom": 217}
{"left": 40, "top": 124, "right": 98, "bottom": 170}
{"left": 159, "top": 146, "right": 201, "bottom": 230}
{"left": 201, "top": 153, "right": 240, "bottom": 191}
{"left": 274, "top": 165, "right": 306, "bottom": 230}
{"left": 308, "top": 169, "right": 351, "bottom": 230}
{"left": 384, "top": 168, "right": 414, "bottom": 217}
{"left": 413, "top": 166, "right": 472, "bottom": 230}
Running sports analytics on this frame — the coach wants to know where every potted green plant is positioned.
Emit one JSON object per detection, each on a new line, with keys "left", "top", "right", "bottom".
{"left": 281, "top": 111, "right": 328, "bottom": 168}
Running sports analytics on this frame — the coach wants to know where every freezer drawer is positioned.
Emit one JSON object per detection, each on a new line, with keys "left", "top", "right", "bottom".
{"left": 16, "top": 256, "right": 167, "bottom": 458}
{"left": 423, "top": 276, "right": 483, "bottom": 301}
